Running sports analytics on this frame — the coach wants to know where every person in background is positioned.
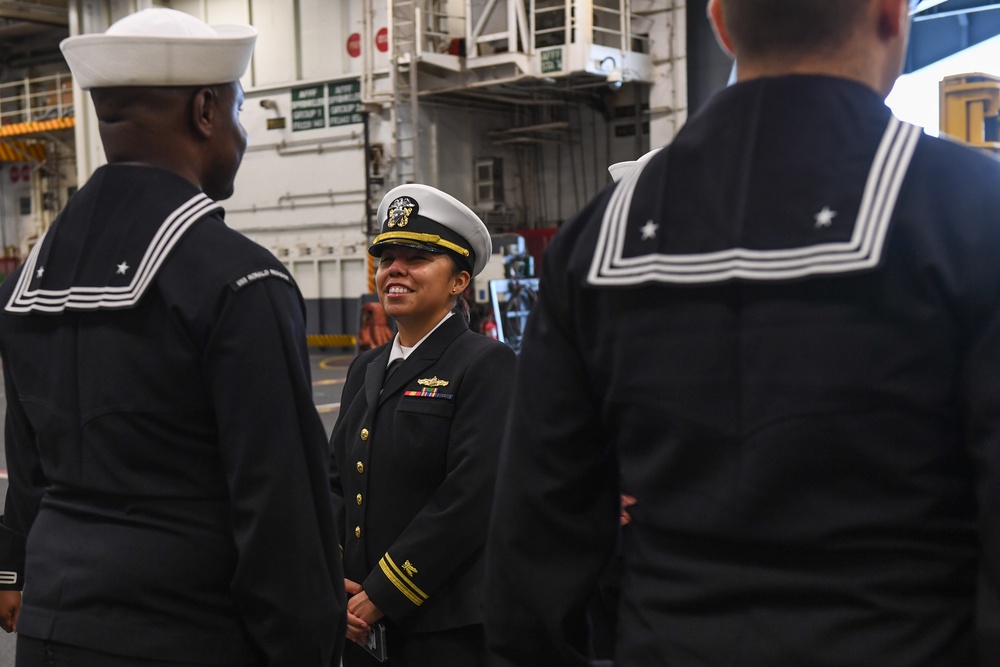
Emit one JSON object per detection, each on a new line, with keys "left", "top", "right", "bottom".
{"left": 486, "top": 0, "right": 1000, "bottom": 664}
{"left": 605, "top": 147, "right": 661, "bottom": 183}
{"left": 330, "top": 184, "right": 516, "bottom": 666}
{"left": 357, "top": 301, "right": 394, "bottom": 352}
{"left": 0, "top": 8, "right": 344, "bottom": 665}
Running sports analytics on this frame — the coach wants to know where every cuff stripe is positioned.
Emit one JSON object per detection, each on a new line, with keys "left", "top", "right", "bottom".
{"left": 379, "top": 558, "right": 424, "bottom": 606}
{"left": 380, "top": 553, "right": 429, "bottom": 607}
{"left": 384, "top": 553, "right": 428, "bottom": 600}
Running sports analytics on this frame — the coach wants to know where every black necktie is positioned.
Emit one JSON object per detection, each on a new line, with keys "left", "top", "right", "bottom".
{"left": 383, "top": 358, "right": 402, "bottom": 387}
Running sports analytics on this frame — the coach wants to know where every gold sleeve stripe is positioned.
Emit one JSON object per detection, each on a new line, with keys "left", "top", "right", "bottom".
{"left": 384, "top": 553, "right": 429, "bottom": 600}
{"left": 379, "top": 558, "right": 425, "bottom": 606}
{"left": 384, "top": 551, "right": 430, "bottom": 600}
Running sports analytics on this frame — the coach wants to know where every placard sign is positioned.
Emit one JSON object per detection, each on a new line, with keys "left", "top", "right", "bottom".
{"left": 328, "top": 80, "right": 362, "bottom": 127}
{"left": 291, "top": 85, "right": 326, "bottom": 131}
{"left": 540, "top": 47, "right": 564, "bottom": 74}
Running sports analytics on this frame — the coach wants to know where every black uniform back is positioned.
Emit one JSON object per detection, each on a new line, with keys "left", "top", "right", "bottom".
{"left": 486, "top": 76, "right": 1000, "bottom": 666}
{"left": 0, "top": 164, "right": 345, "bottom": 665}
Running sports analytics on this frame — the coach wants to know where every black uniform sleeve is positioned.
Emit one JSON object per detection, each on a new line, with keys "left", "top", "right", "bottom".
{"left": 0, "top": 519, "right": 24, "bottom": 591}
{"left": 960, "top": 271, "right": 1000, "bottom": 664}
{"left": 203, "top": 275, "right": 345, "bottom": 666}
{"left": 485, "top": 225, "right": 621, "bottom": 667}
{"left": 0, "top": 350, "right": 46, "bottom": 591}
{"left": 362, "top": 341, "right": 516, "bottom": 622}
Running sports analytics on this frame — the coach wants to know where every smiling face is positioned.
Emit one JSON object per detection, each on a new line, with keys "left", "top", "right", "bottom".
{"left": 375, "top": 245, "right": 470, "bottom": 345}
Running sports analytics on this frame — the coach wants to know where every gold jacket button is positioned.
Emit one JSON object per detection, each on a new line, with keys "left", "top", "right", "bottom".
{"left": 355, "top": 526, "right": 362, "bottom": 539}
{"left": 356, "top": 461, "right": 365, "bottom": 474}
{"left": 360, "top": 428, "right": 369, "bottom": 441}
{"left": 356, "top": 494, "right": 363, "bottom": 506}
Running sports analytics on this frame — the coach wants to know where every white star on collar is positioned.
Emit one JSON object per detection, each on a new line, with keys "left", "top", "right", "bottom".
{"left": 639, "top": 220, "right": 660, "bottom": 241}
{"left": 814, "top": 206, "right": 837, "bottom": 228}
{"left": 116, "top": 262, "right": 130, "bottom": 276}
{"left": 35, "top": 266, "right": 44, "bottom": 278}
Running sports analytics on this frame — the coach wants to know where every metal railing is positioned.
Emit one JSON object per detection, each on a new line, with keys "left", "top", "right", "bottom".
{"left": 421, "top": 4, "right": 465, "bottom": 54}
{"left": 530, "top": 0, "right": 651, "bottom": 54}
{"left": 0, "top": 73, "right": 75, "bottom": 128}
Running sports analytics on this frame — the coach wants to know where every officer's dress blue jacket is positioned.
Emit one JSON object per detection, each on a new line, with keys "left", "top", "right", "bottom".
{"left": 486, "top": 75, "right": 1000, "bottom": 666}
{"left": 330, "top": 313, "right": 515, "bottom": 651}
{"left": 0, "top": 164, "right": 345, "bottom": 665}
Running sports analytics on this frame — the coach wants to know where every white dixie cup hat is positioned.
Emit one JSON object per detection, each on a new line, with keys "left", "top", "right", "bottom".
{"left": 60, "top": 7, "right": 257, "bottom": 89}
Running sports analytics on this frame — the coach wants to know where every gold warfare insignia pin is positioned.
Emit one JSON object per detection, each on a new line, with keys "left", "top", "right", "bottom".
{"left": 417, "top": 377, "right": 449, "bottom": 387}
{"left": 403, "top": 560, "right": 419, "bottom": 576}
{"left": 386, "top": 196, "right": 416, "bottom": 228}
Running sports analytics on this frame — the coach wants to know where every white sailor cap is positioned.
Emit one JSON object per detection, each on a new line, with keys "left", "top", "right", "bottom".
{"left": 608, "top": 147, "right": 664, "bottom": 183}
{"left": 60, "top": 8, "right": 257, "bottom": 90}
{"left": 371, "top": 184, "right": 492, "bottom": 277}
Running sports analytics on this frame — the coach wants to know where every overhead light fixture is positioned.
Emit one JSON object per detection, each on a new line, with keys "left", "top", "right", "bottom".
{"left": 600, "top": 56, "right": 623, "bottom": 91}
{"left": 607, "top": 68, "right": 623, "bottom": 90}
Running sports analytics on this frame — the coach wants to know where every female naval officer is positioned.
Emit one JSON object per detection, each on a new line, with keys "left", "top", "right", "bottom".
{"left": 329, "top": 184, "right": 517, "bottom": 666}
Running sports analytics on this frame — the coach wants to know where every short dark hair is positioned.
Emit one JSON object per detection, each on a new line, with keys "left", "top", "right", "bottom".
{"left": 721, "top": 0, "right": 871, "bottom": 60}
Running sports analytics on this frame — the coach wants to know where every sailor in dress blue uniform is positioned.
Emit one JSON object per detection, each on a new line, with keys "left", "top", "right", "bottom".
{"left": 0, "top": 9, "right": 344, "bottom": 666}
{"left": 486, "top": 0, "right": 1000, "bottom": 665}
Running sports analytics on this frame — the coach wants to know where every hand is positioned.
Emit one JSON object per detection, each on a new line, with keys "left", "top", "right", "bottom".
{"left": 620, "top": 494, "right": 637, "bottom": 526}
{"left": 344, "top": 579, "right": 385, "bottom": 645}
{"left": 347, "top": 588, "right": 385, "bottom": 645}
{"left": 0, "top": 590, "right": 20, "bottom": 633}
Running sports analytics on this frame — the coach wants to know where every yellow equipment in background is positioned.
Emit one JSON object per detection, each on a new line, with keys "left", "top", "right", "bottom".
{"left": 939, "top": 72, "right": 1000, "bottom": 154}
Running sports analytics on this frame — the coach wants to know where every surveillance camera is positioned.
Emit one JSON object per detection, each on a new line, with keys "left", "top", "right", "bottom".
{"left": 260, "top": 99, "right": 278, "bottom": 110}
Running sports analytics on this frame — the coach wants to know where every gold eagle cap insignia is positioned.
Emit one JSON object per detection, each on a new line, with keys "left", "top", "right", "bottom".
{"left": 403, "top": 560, "right": 418, "bottom": 576}
{"left": 386, "top": 196, "right": 416, "bottom": 228}
{"left": 417, "top": 376, "right": 449, "bottom": 387}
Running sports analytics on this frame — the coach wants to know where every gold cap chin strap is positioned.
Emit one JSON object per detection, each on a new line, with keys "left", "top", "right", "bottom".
{"left": 372, "top": 231, "right": 471, "bottom": 257}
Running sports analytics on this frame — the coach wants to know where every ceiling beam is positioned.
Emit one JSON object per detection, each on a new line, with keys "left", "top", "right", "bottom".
{"left": 906, "top": 3, "right": 1000, "bottom": 71}
{"left": 912, "top": 0, "right": 951, "bottom": 14}
{"left": 0, "top": 2, "right": 68, "bottom": 27}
